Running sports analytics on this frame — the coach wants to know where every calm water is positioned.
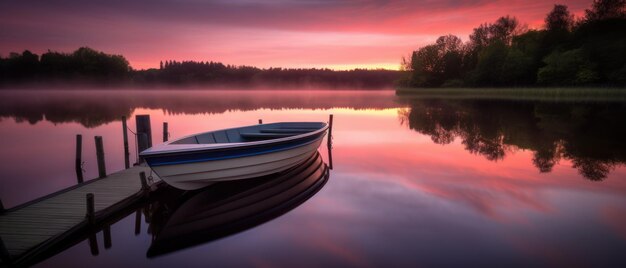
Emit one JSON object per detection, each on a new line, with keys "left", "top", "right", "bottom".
{"left": 1, "top": 89, "right": 625, "bottom": 267}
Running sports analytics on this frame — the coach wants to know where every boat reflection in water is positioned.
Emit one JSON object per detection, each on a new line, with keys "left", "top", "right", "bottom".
{"left": 146, "top": 152, "right": 329, "bottom": 257}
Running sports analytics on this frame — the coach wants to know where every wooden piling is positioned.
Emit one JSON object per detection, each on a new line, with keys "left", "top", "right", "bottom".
{"left": 95, "top": 136, "right": 106, "bottom": 178}
{"left": 327, "top": 114, "right": 334, "bottom": 147}
{"left": 0, "top": 237, "right": 11, "bottom": 264}
{"left": 137, "top": 133, "right": 149, "bottom": 164}
{"left": 75, "top": 134, "right": 84, "bottom": 183}
{"left": 103, "top": 225, "right": 112, "bottom": 249}
{"left": 85, "top": 193, "right": 95, "bottom": 225}
{"left": 88, "top": 234, "right": 99, "bottom": 256}
{"left": 327, "top": 142, "right": 334, "bottom": 170}
{"left": 134, "top": 210, "right": 141, "bottom": 235}
{"left": 136, "top": 115, "right": 152, "bottom": 152}
{"left": 0, "top": 198, "right": 4, "bottom": 213}
{"left": 163, "top": 122, "right": 169, "bottom": 142}
{"left": 139, "top": 172, "right": 149, "bottom": 196}
{"left": 122, "top": 116, "right": 130, "bottom": 169}
{"left": 258, "top": 119, "right": 263, "bottom": 124}
{"left": 143, "top": 206, "right": 152, "bottom": 224}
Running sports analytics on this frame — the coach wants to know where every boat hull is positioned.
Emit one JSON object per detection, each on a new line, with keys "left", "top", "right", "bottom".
{"left": 148, "top": 137, "right": 325, "bottom": 190}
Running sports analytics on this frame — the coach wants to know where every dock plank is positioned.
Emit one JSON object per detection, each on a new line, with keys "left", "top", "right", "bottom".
{"left": 0, "top": 165, "right": 160, "bottom": 261}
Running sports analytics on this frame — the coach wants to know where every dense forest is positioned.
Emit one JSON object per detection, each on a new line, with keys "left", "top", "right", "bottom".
{"left": 401, "top": 0, "right": 626, "bottom": 87}
{"left": 0, "top": 47, "right": 400, "bottom": 89}
{"left": 135, "top": 61, "right": 399, "bottom": 88}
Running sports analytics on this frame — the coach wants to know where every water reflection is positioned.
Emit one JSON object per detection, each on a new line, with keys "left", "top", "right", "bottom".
{"left": 148, "top": 152, "right": 328, "bottom": 257}
{"left": 0, "top": 90, "right": 397, "bottom": 128}
{"left": 2, "top": 90, "right": 626, "bottom": 267}
{"left": 13, "top": 153, "right": 328, "bottom": 266}
{"left": 398, "top": 98, "right": 626, "bottom": 180}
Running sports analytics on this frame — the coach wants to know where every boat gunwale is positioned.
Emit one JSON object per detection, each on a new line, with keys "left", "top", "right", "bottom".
{"left": 140, "top": 122, "right": 328, "bottom": 157}
{"left": 146, "top": 138, "right": 321, "bottom": 167}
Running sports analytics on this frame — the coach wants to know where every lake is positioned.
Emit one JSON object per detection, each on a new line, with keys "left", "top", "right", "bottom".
{"left": 1, "top": 89, "right": 625, "bottom": 267}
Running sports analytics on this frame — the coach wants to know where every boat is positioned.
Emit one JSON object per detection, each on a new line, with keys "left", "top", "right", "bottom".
{"left": 140, "top": 122, "right": 328, "bottom": 190}
{"left": 147, "top": 152, "right": 329, "bottom": 257}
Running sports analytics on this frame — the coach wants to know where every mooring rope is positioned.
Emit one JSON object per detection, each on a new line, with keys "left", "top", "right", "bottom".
{"left": 148, "top": 169, "right": 154, "bottom": 184}
{"left": 126, "top": 126, "right": 139, "bottom": 164}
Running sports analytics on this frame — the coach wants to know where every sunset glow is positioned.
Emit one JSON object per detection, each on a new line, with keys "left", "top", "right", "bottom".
{"left": 0, "top": 0, "right": 592, "bottom": 70}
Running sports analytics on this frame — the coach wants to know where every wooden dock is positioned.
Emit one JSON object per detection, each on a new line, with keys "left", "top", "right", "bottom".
{"left": 0, "top": 165, "right": 162, "bottom": 266}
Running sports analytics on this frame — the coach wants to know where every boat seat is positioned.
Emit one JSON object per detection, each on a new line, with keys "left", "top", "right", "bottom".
{"left": 259, "top": 128, "right": 315, "bottom": 134}
{"left": 240, "top": 132, "right": 299, "bottom": 140}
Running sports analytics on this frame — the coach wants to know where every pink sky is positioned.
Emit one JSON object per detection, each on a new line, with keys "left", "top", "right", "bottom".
{"left": 0, "top": 0, "right": 591, "bottom": 70}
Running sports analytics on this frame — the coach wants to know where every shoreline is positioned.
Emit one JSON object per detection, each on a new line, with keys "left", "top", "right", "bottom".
{"left": 396, "top": 87, "right": 626, "bottom": 102}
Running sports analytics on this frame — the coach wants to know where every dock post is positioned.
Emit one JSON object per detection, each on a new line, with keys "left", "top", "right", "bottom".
{"left": 163, "top": 122, "right": 168, "bottom": 142}
{"left": 134, "top": 210, "right": 141, "bottom": 235}
{"left": 327, "top": 141, "right": 334, "bottom": 170}
{"left": 88, "top": 234, "right": 99, "bottom": 256}
{"left": 327, "top": 114, "right": 334, "bottom": 147}
{"left": 258, "top": 119, "right": 263, "bottom": 124}
{"left": 103, "top": 225, "right": 112, "bottom": 249}
{"left": 122, "top": 116, "right": 130, "bottom": 169}
{"left": 0, "top": 237, "right": 11, "bottom": 264}
{"left": 86, "top": 193, "right": 95, "bottom": 225}
{"left": 95, "top": 136, "right": 106, "bottom": 178}
{"left": 136, "top": 115, "right": 152, "bottom": 163}
{"left": 136, "top": 115, "right": 152, "bottom": 151}
{"left": 75, "top": 134, "right": 84, "bottom": 183}
{"left": 0, "top": 198, "right": 4, "bottom": 213}
{"left": 144, "top": 206, "right": 152, "bottom": 224}
{"left": 137, "top": 133, "right": 148, "bottom": 164}
{"left": 139, "top": 172, "right": 150, "bottom": 196}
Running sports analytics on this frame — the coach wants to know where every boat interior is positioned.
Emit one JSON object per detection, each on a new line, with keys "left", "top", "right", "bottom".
{"left": 170, "top": 122, "right": 326, "bottom": 144}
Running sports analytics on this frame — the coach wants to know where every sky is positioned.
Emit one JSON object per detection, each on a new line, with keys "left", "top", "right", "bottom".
{"left": 0, "top": 0, "right": 592, "bottom": 70}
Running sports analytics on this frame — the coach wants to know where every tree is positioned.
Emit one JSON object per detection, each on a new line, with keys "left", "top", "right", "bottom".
{"left": 407, "top": 35, "right": 464, "bottom": 87}
{"left": 469, "top": 41, "right": 508, "bottom": 86}
{"left": 537, "top": 49, "right": 599, "bottom": 85}
{"left": 469, "top": 24, "right": 491, "bottom": 50}
{"left": 508, "top": 30, "right": 546, "bottom": 84}
{"left": 465, "top": 16, "right": 527, "bottom": 78}
{"left": 435, "top": 34, "right": 463, "bottom": 53}
{"left": 546, "top": 4, "right": 574, "bottom": 32}
{"left": 436, "top": 35, "right": 464, "bottom": 84}
{"left": 500, "top": 47, "right": 535, "bottom": 85}
{"left": 585, "top": 0, "right": 626, "bottom": 21}
{"left": 467, "top": 17, "right": 525, "bottom": 49}
{"left": 409, "top": 44, "right": 441, "bottom": 86}
{"left": 490, "top": 16, "right": 525, "bottom": 45}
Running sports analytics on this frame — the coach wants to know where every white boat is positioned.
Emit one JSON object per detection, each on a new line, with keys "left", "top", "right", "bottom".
{"left": 140, "top": 122, "right": 328, "bottom": 190}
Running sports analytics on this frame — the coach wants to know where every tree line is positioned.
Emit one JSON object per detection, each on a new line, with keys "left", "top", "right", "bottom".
{"left": 0, "top": 48, "right": 401, "bottom": 89}
{"left": 0, "top": 47, "right": 131, "bottom": 84}
{"left": 136, "top": 60, "right": 400, "bottom": 88}
{"left": 401, "top": 0, "right": 626, "bottom": 87}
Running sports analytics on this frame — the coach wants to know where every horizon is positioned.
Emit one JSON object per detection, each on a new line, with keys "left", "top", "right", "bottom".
{"left": 0, "top": 0, "right": 591, "bottom": 70}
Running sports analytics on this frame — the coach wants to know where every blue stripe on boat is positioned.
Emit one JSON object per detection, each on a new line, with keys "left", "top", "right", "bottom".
{"left": 145, "top": 132, "right": 325, "bottom": 166}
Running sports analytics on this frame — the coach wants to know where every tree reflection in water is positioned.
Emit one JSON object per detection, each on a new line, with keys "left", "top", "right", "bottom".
{"left": 399, "top": 98, "right": 626, "bottom": 181}
{"left": 0, "top": 90, "right": 397, "bottom": 128}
